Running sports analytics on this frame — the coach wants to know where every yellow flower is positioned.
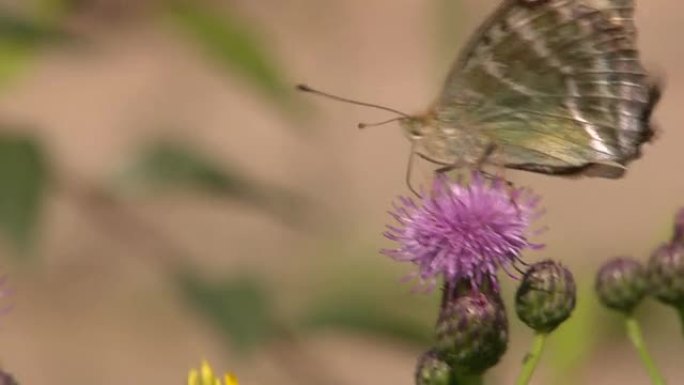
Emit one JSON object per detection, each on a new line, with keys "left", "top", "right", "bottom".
{"left": 224, "top": 373, "right": 238, "bottom": 385}
{"left": 188, "top": 361, "right": 238, "bottom": 385}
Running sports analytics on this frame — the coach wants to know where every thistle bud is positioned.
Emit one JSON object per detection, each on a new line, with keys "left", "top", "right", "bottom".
{"left": 648, "top": 242, "right": 684, "bottom": 308}
{"left": 435, "top": 291, "right": 508, "bottom": 374}
{"left": 595, "top": 257, "right": 647, "bottom": 313}
{"left": 415, "top": 350, "right": 452, "bottom": 385}
{"left": 516, "top": 260, "right": 576, "bottom": 333}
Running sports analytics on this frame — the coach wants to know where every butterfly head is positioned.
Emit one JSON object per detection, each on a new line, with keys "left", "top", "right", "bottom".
{"left": 399, "top": 116, "right": 429, "bottom": 140}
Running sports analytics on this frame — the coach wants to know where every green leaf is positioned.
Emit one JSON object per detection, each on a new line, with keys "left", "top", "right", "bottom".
{"left": 175, "top": 269, "right": 277, "bottom": 353}
{"left": 0, "top": 134, "right": 48, "bottom": 255}
{"left": 31, "top": 0, "right": 71, "bottom": 24}
{"left": 298, "top": 244, "right": 437, "bottom": 345}
{"left": 119, "top": 141, "right": 255, "bottom": 196}
{"left": 0, "top": 11, "right": 64, "bottom": 88}
{"left": 166, "top": 1, "right": 290, "bottom": 104}
{"left": 301, "top": 296, "right": 433, "bottom": 345}
{"left": 116, "top": 141, "right": 306, "bottom": 223}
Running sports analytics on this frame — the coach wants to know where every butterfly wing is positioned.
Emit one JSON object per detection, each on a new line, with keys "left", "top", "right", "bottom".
{"left": 433, "top": 0, "right": 659, "bottom": 176}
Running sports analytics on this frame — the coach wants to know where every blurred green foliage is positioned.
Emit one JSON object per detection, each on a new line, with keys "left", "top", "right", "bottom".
{"left": 116, "top": 140, "right": 306, "bottom": 223}
{"left": 299, "top": 247, "right": 439, "bottom": 346}
{"left": 0, "top": 5, "right": 314, "bottom": 369}
{"left": 0, "top": 0, "right": 306, "bottom": 247}
{"left": 0, "top": 11, "right": 62, "bottom": 88}
{"left": 176, "top": 269, "right": 278, "bottom": 353}
{"left": 0, "top": 1, "right": 313, "bottom": 358}
{"left": 118, "top": 141, "right": 266, "bottom": 198}
{"left": 0, "top": 134, "right": 47, "bottom": 255}
{"left": 167, "top": 1, "right": 291, "bottom": 105}
{"left": 302, "top": 294, "right": 434, "bottom": 345}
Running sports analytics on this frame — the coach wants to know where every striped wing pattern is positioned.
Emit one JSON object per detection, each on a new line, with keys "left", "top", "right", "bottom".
{"left": 433, "top": 0, "right": 659, "bottom": 176}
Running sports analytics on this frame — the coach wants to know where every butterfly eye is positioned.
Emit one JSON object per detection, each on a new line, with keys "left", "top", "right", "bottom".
{"left": 402, "top": 119, "right": 424, "bottom": 139}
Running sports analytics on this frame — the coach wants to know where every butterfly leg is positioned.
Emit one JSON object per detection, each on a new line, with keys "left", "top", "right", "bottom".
{"left": 474, "top": 142, "right": 497, "bottom": 170}
{"left": 473, "top": 142, "right": 522, "bottom": 212}
{"left": 410, "top": 147, "right": 506, "bottom": 193}
{"left": 415, "top": 153, "right": 462, "bottom": 173}
{"left": 405, "top": 154, "right": 466, "bottom": 195}
{"left": 479, "top": 169, "right": 514, "bottom": 188}
{"left": 430, "top": 142, "right": 497, "bottom": 174}
{"left": 475, "top": 142, "right": 516, "bottom": 188}
{"left": 404, "top": 152, "right": 461, "bottom": 196}
{"left": 405, "top": 148, "right": 421, "bottom": 197}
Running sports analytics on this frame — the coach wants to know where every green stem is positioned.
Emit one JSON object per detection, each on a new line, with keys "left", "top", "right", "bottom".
{"left": 625, "top": 316, "right": 667, "bottom": 385}
{"left": 515, "top": 332, "right": 547, "bottom": 385}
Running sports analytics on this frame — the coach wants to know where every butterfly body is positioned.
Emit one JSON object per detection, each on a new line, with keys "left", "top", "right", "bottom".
{"left": 404, "top": 0, "right": 660, "bottom": 178}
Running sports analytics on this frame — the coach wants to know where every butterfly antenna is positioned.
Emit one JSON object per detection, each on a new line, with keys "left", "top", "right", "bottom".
{"left": 296, "top": 84, "right": 411, "bottom": 118}
{"left": 357, "top": 117, "right": 404, "bottom": 129}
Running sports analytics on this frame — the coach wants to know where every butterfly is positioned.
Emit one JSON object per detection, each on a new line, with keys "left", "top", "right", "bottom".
{"left": 299, "top": 0, "right": 660, "bottom": 182}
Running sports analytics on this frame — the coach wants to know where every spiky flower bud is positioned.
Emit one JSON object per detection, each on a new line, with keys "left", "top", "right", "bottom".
{"left": 595, "top": 257, "right": 647, "bottom": 313}
{"left": 415, "top": 350, "right": 452, "bottom": 385}
{"left": 435, "top": 291, "right": 508, "bottom": 374}
{"left": 648, "top": 242, "right": 684, "bottom": 308}
{"left": 516, "top": 260, "right": 576, "bottom": 333}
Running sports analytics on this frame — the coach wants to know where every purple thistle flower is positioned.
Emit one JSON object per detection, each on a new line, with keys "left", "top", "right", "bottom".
{"left": 382, "top": 172, "right": 544, "bottom": 290}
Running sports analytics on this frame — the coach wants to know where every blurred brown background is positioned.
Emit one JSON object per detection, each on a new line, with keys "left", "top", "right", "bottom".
{"left": 0, "top": 0, "right": 682, "bottom": 384}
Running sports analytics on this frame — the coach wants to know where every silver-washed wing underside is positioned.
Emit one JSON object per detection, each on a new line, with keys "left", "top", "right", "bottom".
{"left": 434, "top": 0, "right": 660, "bottom": 177}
